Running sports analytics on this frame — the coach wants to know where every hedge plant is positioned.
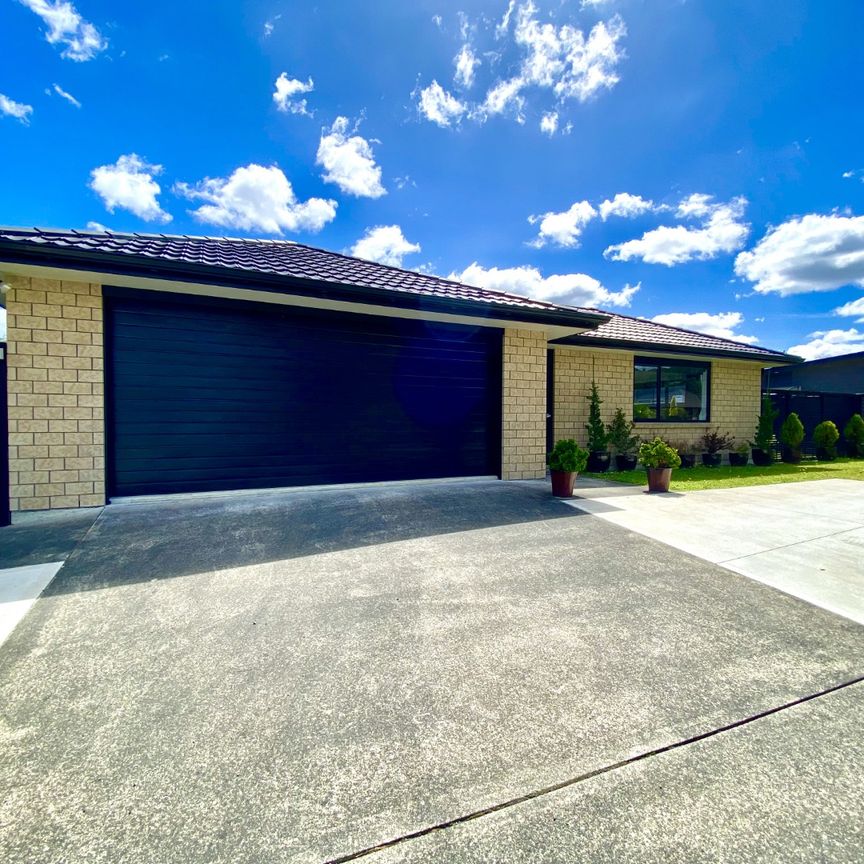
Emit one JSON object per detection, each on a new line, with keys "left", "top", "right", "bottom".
{"left": 844, "top": 413, "right": 864, "bottom": 458}
{"left": 813, "top": 420, "right": 839, "bottom": 460}
{"left": 780, "top": 412, "right": 805, "bottom": 462}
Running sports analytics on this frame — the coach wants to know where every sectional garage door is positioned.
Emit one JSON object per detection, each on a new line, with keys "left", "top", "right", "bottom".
{"left": 106, "top": 289, "right": 502, "bottom": 497}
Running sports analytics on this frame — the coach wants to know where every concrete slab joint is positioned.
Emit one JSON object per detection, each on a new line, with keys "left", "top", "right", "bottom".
{"left": 5, "top": 275, "right": 106, "bottom": 511}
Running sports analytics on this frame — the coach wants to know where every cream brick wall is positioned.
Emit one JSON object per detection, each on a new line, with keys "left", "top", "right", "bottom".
{"left": 501, "top": 329, "right": 547, "bottom": 480}
{"left": 5, "top": 276, "right": 105, "bottom": 511}
{"left": 553, "top": 347, "right": 763, "bottom": 451}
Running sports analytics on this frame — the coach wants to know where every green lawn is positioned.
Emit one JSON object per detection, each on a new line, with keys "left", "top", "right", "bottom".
{"left": 585, "top": 458, "right": 864, "bottom": 491}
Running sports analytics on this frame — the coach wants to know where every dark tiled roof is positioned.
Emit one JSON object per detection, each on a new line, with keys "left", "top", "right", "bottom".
{"left": 0, "top": 227, "right": 603, "bottom": 322}
{"left": 556, "top": 310, "right": 797, "bottom": 363}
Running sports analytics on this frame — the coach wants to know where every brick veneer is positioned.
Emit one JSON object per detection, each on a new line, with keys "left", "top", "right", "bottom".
{"left": 501, "top": 329, "right": 547, "bottom": 480}
{"left": 5, "top": 276, "right": 105, "bottom": 511}
{"left": 553, "top": 346, "right": 763, "bottom": 449}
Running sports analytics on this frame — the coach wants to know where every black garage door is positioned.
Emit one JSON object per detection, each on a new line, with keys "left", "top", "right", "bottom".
{"left": 106, "top": 288, "right": 502, "bottom": 497}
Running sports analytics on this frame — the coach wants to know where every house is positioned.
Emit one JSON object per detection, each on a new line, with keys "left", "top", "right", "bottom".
{"left": 764, "top": 350, "right": 864, "bottom": 395}
{"left": 0, "top": 227, "right": 796, "bottom": 512}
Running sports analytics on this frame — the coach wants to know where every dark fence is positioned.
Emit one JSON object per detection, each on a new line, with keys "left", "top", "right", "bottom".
{"left": 767, "top": 389, "right": 864, "bottom": 455}
{"left": 1, "top": 343, "right": 9, "bottom": 527}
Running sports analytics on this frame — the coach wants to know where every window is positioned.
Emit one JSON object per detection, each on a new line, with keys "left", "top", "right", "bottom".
{"left": 633, "top": 357, "right": 710, "bottom": 422}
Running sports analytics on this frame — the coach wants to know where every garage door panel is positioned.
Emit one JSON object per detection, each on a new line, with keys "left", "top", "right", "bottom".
{"left": 107, "top": 290, "right": 502, "bottom": 496}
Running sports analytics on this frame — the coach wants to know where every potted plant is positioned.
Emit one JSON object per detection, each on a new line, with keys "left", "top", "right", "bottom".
{"left": 844, "top": 413, "right": 864, "bottom": 458}
{"left": 780, "top": 412, "right": 805, "bottom": 463}
{"left": 699, "top": 428, "right": 734, "bottom": 467}
{"left": 728, "top": 441, "right": 749, "bottom": 467}
{"left": 638, "top": 437, "right": 681, "bottom": 493}
{"left": 547, "top": 438, "right": 589, "bottom": 498}
{"left": 813, "top": 420, "right": 839, "bottom": 461}
{"left": 585, "top": 381, "right": 610, "bottom": 472}
{"left": 751, "top": 395, "right": 778, "bottom": 466}
{"left": 606, "top": 408, "right": 639, "bottom": 471}
{"left": 672, "top": 440, "right": 697, "bottom": 469}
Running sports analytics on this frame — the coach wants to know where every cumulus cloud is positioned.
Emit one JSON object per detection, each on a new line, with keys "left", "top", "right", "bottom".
{"left": 89, "top": 154, "right": 171, "bottom": 223}
{"left": 85, "top": 220, "right": 108, "bottom": 232}
{"left": 651, "top": 312, "right": 759, "bottom": 345}
{"left": 787, "top": 328, "right": 864, "bottom": 361}
{"left": 605, "top": 195, "right": 749, "bottom": 265}
{"left": 51, "top": 82, "right": 80, "bottom": 107}
{"left": 450, "top": 262, "right": 638, "bottom": 308}
{"left": 316, "top": 116, "right": 386, "bottom": 198}
{"left": 529, "top": 200, "right": 597, "bottom": 248}
{"left": 0, "top": 93, "right": 33, "bottom": 124}
{"left": 175, "top": 163, "right": 336, "bottom": 234}
{"left": 416, "top": 80, "right": 466, "bottom": 127}
{"left": 19, "top": 0, "right": 106, "bottom": 61}
{"left": 272, "top": 73, "right": 314, "bottom": 115}
{"left": 599, "top": 192, "right": 654, "bottom": 220}
{"left": 734, "top": 213, "right": 864, "bottom": 296}
{"left": 540, "top": 111, "right": 558, "bottom": 135}
{"left": 835, "top": 296, "right": 864, "bottom": 322}
{"left": 350, "top": 225, "right": 421, "bottom": 267}
{"left": 454, "top": 44, "right": 480, "bottom": 87}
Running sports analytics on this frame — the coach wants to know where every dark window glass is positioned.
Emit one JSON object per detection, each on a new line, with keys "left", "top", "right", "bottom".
{"left": 633, "top": 358, "right": 710, "bottom": 422}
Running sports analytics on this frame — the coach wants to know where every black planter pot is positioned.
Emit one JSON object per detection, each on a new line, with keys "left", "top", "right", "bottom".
{"left": 587, "top": 451, "right": 611, "bottom": 472}
{"left": 815, "top": 447, "right": 836, "bottom": 462}
{"left": 679, "top": 453, "right": 696, "bottom": 469}
{"left": 782, "top": 446, "right": 802, "bottom": 464}
{"left": 728, "top": 452, "right": 749, "bottom": 467}
{"left": 616, "top": 453, "right": 637, "bottom": 471}
{"left": 751, "top": 447, "right": 773, "bottom": 466}
{"left": 701, "top": 452, "right": 721, "bottom": 468}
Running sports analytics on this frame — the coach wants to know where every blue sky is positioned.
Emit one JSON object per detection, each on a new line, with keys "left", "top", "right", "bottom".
{"left": 3, "top": 0, "right": 864, "bottom": 359}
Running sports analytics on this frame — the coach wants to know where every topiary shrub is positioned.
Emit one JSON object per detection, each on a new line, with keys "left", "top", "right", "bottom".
{"left": 584, "top": 381, "right": 609, "bottom": 452}
{"left": 547, "top": 439, "right": 589, "bottom": 473}
{"left": 751, "top": 395, "right": 778, "bottom": 465}
{"left": 607, "top": 408, "right": 639, "bottom": 455}
{"left": 638, "top": 437, "right": 682, "bottom": 469}
{"left": 780, "top": 412, "right": 805, "bottom": 463}
{"left": 813, "top": 420, "right": 839, "bottom": 461}
{"left": 844, "top": 413, "right": 864, "bottom": 458}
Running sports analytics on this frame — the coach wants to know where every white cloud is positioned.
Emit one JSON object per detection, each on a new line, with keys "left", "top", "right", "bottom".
{"left": 350, "top": 225, "right": 421, "bottom": 267}
{"left": 599, "top": 192, "right": 654, "bottom": 220}
{"left": 273, "top": 73, "right": 314, "bottom": 115}
{"left": 605, "top": 195, "right": 749, "bottom": 265}
{"left": 316, "top": 116, "right": 386, "bottom": 198}
{"left": 581, "top": 0, "right": 613, "bottom": 8}
{"left": 651, "top": 312, "right": 759, "bottom": 345}
{"left": 0, "top": 93, "right": 33, "bottom": 124}
{"left": 529, "top": 200, "right": 597, "bottom": 248}
{"left": 85, "top": 221, "right": 108, "bottom": 232}
{"left": 540, "top": 111, "right": 558, "bottom": 136}
{"left": 449, "top": 262, "right": 638, "bottom": 308}
{"left": 787, "top": 328, "right": 864, "bottom": 361}
{"left": 51, "top": 82, "right": 80, "bottom": 107}
{"left": 89, "top": 154, "right": 171, "bottom": 223}
{"left": 416, "top": 80, "right": 466, "bottom": 127}
{"left": 496, "top": 0, "right": 517, "bottom": 37}
{"left": 480, "top": 76, "right": 525, "bottom": 119}
{"left": 19, "top": 0, "right": 106, "bottom": 61}
{"left": 454, "top": 44, "right": 480, "bottom": 88}
{"left": 734, "top": 213, "right": 864, "bottom": 296}
{"left": 263, "top": 15, "right": 280, "bottom": 37}
{"left": 175, "top": 163, "right": 336, "bottom": 234}
{"left": 835, "top": 296, "right": 864, "bottom": 322}
{"left": 432, "top": 14, "right": 443, "bottom": 29}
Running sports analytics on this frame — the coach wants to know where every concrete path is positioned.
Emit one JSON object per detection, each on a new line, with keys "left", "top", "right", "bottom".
{"left": 562, "top": 477, "right": 864, "bottom": 625}
{"left": 0, "top": 480, "right": 862, "bottom": 863}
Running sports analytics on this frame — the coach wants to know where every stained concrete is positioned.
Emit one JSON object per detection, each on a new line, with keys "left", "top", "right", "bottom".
{"left": 0, "top": 480, "right": 862, "bottom": 863}
{"left": 369, "top": 681, "right": 864, "bottom": 864}
{"left": 563, "top": 478, "right": 864, "bottom": 624}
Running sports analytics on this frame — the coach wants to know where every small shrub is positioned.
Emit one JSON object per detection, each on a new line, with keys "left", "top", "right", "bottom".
{"left": 813, "top": 420, "right": 839, "bottom": 460}
{"left": 547, "top": 439, "right": 589, "bottom": 473}
{"left": 699, "top": 428, "right": 735, "bottom": 454}
{"left": 607, "top": 408, "right": 639, "bottom": 455}
{"left": 844, "top": 413, "right": 864, "bottom": 458}
{"left": 638, "top": 437, "right": 682, "bottom": 470}
{"left": 585, "top": 381, "right": 609, "bottom": 452}
{"left": 751, "top": 395, "right": 778, "bottom": 452}
{"left": 780, "top": 412, "right": 805, "bottom": 463}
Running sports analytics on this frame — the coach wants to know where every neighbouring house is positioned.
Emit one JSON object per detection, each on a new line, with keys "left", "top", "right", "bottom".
{"left": 0, "top": 228, "right": 796, "bottom": 512}
{"left": 764, "top": 350, "right": 864, "bottom": 395}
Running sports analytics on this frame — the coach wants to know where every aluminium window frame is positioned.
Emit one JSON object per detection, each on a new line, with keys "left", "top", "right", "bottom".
{"left": 633, "top": 355, "right": 712, "bottom": 423}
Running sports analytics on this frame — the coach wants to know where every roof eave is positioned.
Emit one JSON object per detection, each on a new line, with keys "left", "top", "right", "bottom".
{"left": 0, "top": 239, "right": 610, "bottom": 332}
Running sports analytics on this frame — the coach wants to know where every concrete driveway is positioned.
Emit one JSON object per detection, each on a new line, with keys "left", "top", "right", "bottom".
{"left": 1, "top": 479, "right": 863, "bottom": 863}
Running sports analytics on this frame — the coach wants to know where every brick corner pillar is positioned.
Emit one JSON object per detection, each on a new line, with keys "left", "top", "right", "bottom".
{"left": 501, "top": 328, "right": 548, "bottom": 480}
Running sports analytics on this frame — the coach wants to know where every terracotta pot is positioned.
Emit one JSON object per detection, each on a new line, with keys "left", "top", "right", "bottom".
{"left": 751, "top": 447, "right": 773, "bottom": 466}
{"left": 550, "top": 470, "right": 577, "bottom": 498}
{"left": 646, "top": 467, "right": 672, "bottom": 493}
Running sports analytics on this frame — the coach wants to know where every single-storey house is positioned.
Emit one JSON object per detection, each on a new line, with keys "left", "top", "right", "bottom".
{"left": 0, "top": 227, "right": 795, "bottom": 512}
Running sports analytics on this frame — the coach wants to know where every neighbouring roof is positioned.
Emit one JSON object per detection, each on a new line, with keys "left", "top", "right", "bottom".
{"left": 0, "top": 227, "right": 607, "bottom": 330}
{"left": 553, "top": 310, "right": 799, "bottom": 364}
